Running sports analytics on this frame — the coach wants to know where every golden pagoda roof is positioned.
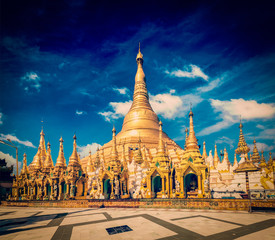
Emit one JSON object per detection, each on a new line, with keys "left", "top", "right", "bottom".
{"left": 202, "top": 141, "right": 208, "bottom": 159}
{"left": 44, "top": 142, "right": 54, "bottom": 170}
{"left": 234, "top": 157, "right": 260, "bottom": 173}
{"left": 251, "top": 139, "right": 260, "bottom": 163}
{"left": 68, "top": 135, "right": 81, "bottom": 168}
{"left": 55, "top": 137, "right": 66, "bottom": 168}
{"left": 235, "top": 121, "right": 250, "bottom": 155}
{"left": 31, "top": 146, "right": 42, "bottom": 170}
{"left": 259, "top": 150, "right": 267, "bottom": 168}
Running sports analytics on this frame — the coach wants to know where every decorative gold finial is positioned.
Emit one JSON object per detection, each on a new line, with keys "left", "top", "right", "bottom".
{"left": 235, "top": 121, "right": 250, "bottom": 155}
{"left": 136, "top": 43, "right": 143, "bottom": 62}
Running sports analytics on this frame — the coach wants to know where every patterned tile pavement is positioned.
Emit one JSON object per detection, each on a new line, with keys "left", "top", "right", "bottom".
{"left": 0, "top": 207, "right": 274, "bottom": 239}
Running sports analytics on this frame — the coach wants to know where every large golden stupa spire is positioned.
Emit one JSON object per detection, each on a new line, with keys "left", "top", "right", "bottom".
{"left": 55, "top": 137, "right": 66, "bottom": 168}
{"left": 119, "top": 44, "right": 160, "bottom": 138}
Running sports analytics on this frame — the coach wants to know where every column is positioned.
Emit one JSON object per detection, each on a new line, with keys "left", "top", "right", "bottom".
{"left": 198, "top": 175, "right": 202, "bottom": 197}
{"left": 161, "top": 177, "right": 165, "bottom": 193}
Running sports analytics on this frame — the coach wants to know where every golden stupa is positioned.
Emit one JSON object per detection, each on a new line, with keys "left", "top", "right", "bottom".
{"left": 82, "top": 45, "right": 180, "bottom": 166}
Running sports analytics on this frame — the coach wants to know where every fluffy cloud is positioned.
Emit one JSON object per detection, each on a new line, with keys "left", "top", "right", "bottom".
{"left": 150, "top": 93, "right": 183, "bottom": 119}
{"left": 215, "top": 136, "right": 235, "bottom": 149}
{"left": 198, "top": 99, "right": 275, "bottom": 136}
{"left": 0, "top": 151, "right": 22, "bottom": 174}
{"left": 77, "top": 143, "right": 102, "bottom": 158}
{"left": 76, "top": 110, "right": 87, "bottom": 115}
{"left": 21, "top": 72, "right": 41, "bottom": 92}
{"left": 248, "top": 142, "right": 274, "bottom": 152}
{"left": 196, "top": 78, "right": 221, "bottom": 93}
{"left": 0, "top": 133, "right": 36, "bottom": 148}
{"left": 0, "top": 112, "right": 3, "bottom": 125}
{"left": 113, "top": 87, "right": 129, "bottom": 95}
{"left": 210, "top": 99, "right": 275, "bottom": 120}
{"left": 151, "top": 93, "right": 202, "bottom": 119}
{"left": 165, "top": 64, "right": 209, "bottom": 81}
{"left": 98, "top": 101, "right": 132, "bottom": 122}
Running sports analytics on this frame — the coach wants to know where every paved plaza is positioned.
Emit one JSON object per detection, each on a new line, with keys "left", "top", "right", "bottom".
{"left": 0, "top": 207, "right": 275, "bottom": 240}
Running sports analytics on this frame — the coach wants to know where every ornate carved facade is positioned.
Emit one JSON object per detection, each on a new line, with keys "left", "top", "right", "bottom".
{"left": 13, "top": 47, "right": 275, "bottom": 200}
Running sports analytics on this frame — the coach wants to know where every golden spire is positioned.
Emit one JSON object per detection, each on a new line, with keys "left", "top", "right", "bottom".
{"left": 94, "top": 147, "right": 100, "bottom": 168}
{"left": 39, "top": 129, "right": 47, "bottom": 167}
{"left": 111, "top": 126, "right": 118, "bottom": 160}
{"left": 158, "top": 120, "right": 165, "bottom": 154}
{"left": 44, "top": 142, "right": 54, "bottom": 170}
{"left": 267, "top": 152, "right": 273, "bottom": 167}
{"left": 251, "top": 138, "right": 260, "bottom": 164}
{"left": 259, "top": 150, "right": 267, "bottom": 168}
{"left": 32, "top": 147, "right": 42, "bottom": 170}
{"left": 186, "top": 109, "right": 199, "bottom": 151}
{"left": 184, "top": 128, "right": 188, "bottom": 149}
{"left": 55, "top": 137, "right": 66, "bottom": 168}
{"left": 213, "top": 144, "right": 220, "bottom": 168}
{"left": 120, "top": 44, "right": 160, "bottom": 135}
{"left": 235, "top": 120, "right": 250, "bottom": 155}
{"left": 202, "top": 141, "right": 208, "bottom": 159}
{"left": 153, "top": 121, "right": 169, "bottom": 168}
{"left": 68, "top": 135, "right": 80, "bottom": 167}
{"left": 222, "top": 147, "right": 231, "bottom": 169}
{"left": 233, "top": 153, "right": 238, "bottom": 167}
{"left": 21, "top": 153, "right": 29, "bottom": 175}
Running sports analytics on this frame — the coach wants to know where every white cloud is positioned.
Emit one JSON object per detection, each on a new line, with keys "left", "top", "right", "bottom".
{"left": 0, "top": 112, "right": 3, "bottom": 125}
{"left": 215, "top": 136, "right": 235, "bottom": 149}
{"left": 0, "top": 133, "right": 36, "bottom": 148}
{"left": 197, "top": 78, "right": 221, "bottom": 93}
{"left": 21, "top": 72, "right": 41, "bottom": 92}
{"left": 165, "top": 64, "right": 209, "bottom": 81}
{"left": 198, "top": 99, "right": 275, "bottom": 136}
{"left": 150, "top": 93, "right": 183, "bottom": 119}
{"left": 76, "top": 110, "right": 87, "bottom": 115}
{"left": 0, "top": 151, "right": 22, "bottom": 175}
{"left": 77, "top": 143, "right": 102, "bottom": 158}
{"left": 248, "top": 142, "right": 274, "bottom": 152}
{"left": 113, "top": 87, "right": 129, "bottom": 95}
{"left": 98, "top": 101, "right": 132, "bottom": 122}
{"left": 256, "top": 124, "right": 265, "bottom": 130}
{"left": 210, "top": 99, "right": 275, "bottom": 120}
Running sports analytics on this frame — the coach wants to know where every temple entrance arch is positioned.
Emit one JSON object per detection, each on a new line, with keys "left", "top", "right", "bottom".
{"left": 152, "top": 174, "right": 162, "bottom": 198}
{"left": 46, "top": 183, "right": 51, "bottom": 197}
{"left": 103, "top": 179, "right": 111, "bottom": 199}
{"left": 76, "top": 179, "right": 85, "bottom": 197}
{"left": 184, "top": 173, "right": 198, "bottom": 198}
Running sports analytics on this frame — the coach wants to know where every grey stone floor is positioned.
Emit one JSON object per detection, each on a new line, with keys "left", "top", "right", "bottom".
{"left": 0, "top": 207, "right": 275, "bottom": 240}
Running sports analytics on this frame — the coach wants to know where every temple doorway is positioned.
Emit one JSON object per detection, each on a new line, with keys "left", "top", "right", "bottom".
{"left": 152, "top": 175, "right": 162, "bottom": 198}
{"left": 184, "top": 173, "right": 198, "bottom": 198}
{"left": 103, "top": 179, "right": 111, "bottom": 199}
{"left": 46, "top": 183, "right": 51, "bottom": 197}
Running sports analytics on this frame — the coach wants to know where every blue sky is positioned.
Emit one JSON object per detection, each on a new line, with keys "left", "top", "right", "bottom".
{"left": 1, "top": 0, "right": 275, "bottom": 172}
